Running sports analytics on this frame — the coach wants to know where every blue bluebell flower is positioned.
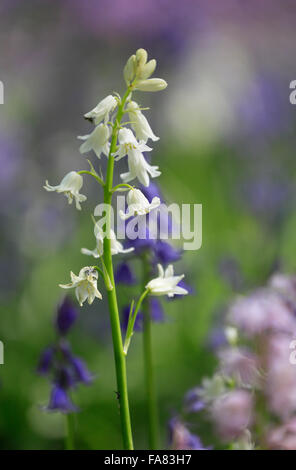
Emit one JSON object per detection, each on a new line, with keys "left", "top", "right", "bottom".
{"left": 71, "top": 357, "right": 93, "bottom": 385}
{"left": 115, "top": 262, "right": 136, "bottom": 285}
{"left": 154, "top": 240, "right": 181, "bottom": 264}
{"left": 184, "top": 388, "right": 206, "bottom": 413}
{"left": 37, "top": 346, "right": 55, "bottom": 375}
{"left": 55, "top": 296, "right": 78, "bottom": 335}
{"left": 122, "top": 299, "right": 165, "bottom": 333}
{"left": 207, "top": 327, "right": 228, "bottom": 351}
{"left": 169, "top": 417, "right": 209, "bottom": 450}
{"left": 150, "top": 298, "right": 165, "bottom": 323}
{"left": 121, "top": 305, "right": 143, "bottom": 332}
{"left": 38, "top": 297, "right": 93, "bottom": 414}
{"left": 140, "top": 182, "right": 163, "bottom": 202}
{"left": 124, "top": 226, "right": 157, "bottom": 254}
{"left": 47, "top": 385, "right": 77, "bottom": 413}
{"left": 168, "top": 279, "right": 194, "bottom": 301}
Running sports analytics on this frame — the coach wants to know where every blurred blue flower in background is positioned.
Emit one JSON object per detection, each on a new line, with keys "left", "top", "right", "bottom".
{"left": 37, "top": 297, "right": 93, "bottom": 413}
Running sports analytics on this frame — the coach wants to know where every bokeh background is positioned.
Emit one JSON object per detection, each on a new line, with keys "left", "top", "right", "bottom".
{"left": 1, "top": 0, "right": 296, "bottom": 449}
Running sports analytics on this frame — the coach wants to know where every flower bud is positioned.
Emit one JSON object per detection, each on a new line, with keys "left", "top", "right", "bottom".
{"left": 135, "top": 48, "right": 148, "bottom": 79}
{"left": 138, "top": 59, "right": 157, "bottom": 80}
{"left": 123, "top": 54, "right": 136, "bottom": 85}
{"left": 135, "top": 48, "right": 148, "bottom": 67}
{"left": 135, "top": 78, "right": 167, "bottom": 92}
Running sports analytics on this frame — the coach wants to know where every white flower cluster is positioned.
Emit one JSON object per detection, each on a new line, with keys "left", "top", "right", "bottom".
{"left": 44, "top": 48, "right": 187, "bottom": 306}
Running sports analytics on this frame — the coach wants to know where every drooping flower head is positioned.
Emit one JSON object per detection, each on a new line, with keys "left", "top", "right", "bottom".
{"left": 55, "top": 296, "right": 78, "bottom": 336}
{"left": 119, "top": 188, "right": 160, "bottom": 220}
{"left": 84, "top": 94, "right": 117, "bottom": 125}
{"left": 44, "top": 171, "right": 87, "bottom": 210}
{"left": 59, "top": 266, "right": 102, "bottom": 306}
{"left": 127, "top": 100, "right": 159, "bottom": 143}
{"left": 115, "top": 128, "right": 161, "bottom": 187}
{"left": 81, "top": 222, "right": 134, "bottom": 259}
{"left": 78, "top": 123, "right": 110, "bottom": 158}
{"left": 115, "top": 261, "right": 136, "bottom": 285}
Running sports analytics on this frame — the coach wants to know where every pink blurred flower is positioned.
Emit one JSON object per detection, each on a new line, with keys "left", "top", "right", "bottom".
{"left": 211, "top": 390, "right": 253, "bottom": 441}
{"left": 169, "top": 417, "right": 209, "bottom": 450}
{"left": 228, "top": 289, "right": 296, "bottom": 336}
{"left": 266, "top": 333, "right": 296, "bottom": 419}
{"left": 267, "top": 418, "right": 296, "bottom": 450}
{"left": 269, "top": 273, "right": 296, "bottom": 301}
{"left": 218, "top": 347, "right": 260, "bottom": 387}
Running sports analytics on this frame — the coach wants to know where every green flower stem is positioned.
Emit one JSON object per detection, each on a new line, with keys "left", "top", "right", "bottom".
{"left": 103, "top": 86, "right": 134, "bottom": 450}
{"left": 123, "top": 289, "right": 150, "bottom": 355}
{"left": 77, "top": 170, "right": 104, "bottom": 187}
{"left": 142, "top": 255, "right": 159, "bottom": 450}
{"left": 112, "top": 183, "right": 135, "bottom": 193}
{"left": 65, "top": 413, "right": 75, "bottom": 450}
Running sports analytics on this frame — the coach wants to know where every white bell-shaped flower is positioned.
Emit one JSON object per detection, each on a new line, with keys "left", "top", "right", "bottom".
{"left": 84, "top": 95, "right": 117, "bottom": 125}
{"left": 78, "top": 124, "right": 110, "bottom": 158}
{"left": 119, "top": 188, "right": 160, "bottom": 220}
{"left": 146, "top": 264, "right": 188, "bottom": 298}
{"left": 81, "top": 223, "right": 134, "bottom": 258}
{"left": 59, "top": 266, "right": 102, "bottom": 306}
{"left": 114, "top": 128, "right": 161, "bottom": 187}
{"left": 44, "top": 171, "right": 87, "bottom": 210}
{"left": 127, "top": 101, "right": 159, "bottom": 143}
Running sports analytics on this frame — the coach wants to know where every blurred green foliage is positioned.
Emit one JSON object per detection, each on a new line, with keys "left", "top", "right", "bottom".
{"left": 1, "top": 139, "right": 292, "bottom": 449}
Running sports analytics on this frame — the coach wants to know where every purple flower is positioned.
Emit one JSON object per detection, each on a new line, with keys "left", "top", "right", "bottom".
{"left": 150, "top": 298, "right": 165, "bottom": 323}
{"left": 169, "top": 417, "right": 209, "bottom": 450}
{"left": 269, "top": 273, "right": 296, "bottom": 301}
{"left": 266, "top": 333, "right": 296, "bottom": 419}
{"left": 207, "top": 327, "right": 228, "bottom": 351}
{"left": 168, "top": 279, "right": 194, "bottom": 301}
{"left": 121, "top": 305, "right": 143, "bottom": 332}
{"left": 56, "top": 366, "right": 76, "bottom": 390}
{"left": 210, "top": 390, "right": 253, "bottom": 441}
{"left": 218, "top": 256, "right": 244, "bottom": 291}
{"left": 121, "top": 299, "right": 165, "bottom": 333}
{"left": 37, "top": 346, "right": 55, "bottom": 375}
{"left": 124, "top": 227, "right": 157, "bottom": 254}
{"left": 71, "top": 357, "right": 93, "bottom": 385}
{"left": 38, "top": 319, "right": 94, "bottom": 413}
{"left": 115, "top": 262, "right": 136, "bottom": 285}
{"left": 184, "top": 388, "right": 206, "bottom": 413}
{"left": 55, "top": 297, "right": 78, "bottom": 336}
{"left": 267, "top": 418, "right": 296, "bottom": 450}
{"left": 47, "top": 385, "right": 77, "bottom": 414}
{"left": 240, "top": 176, "right": 291, "bottom": 226}
{"left": 228, "top": 289, "right": 296, "bottom": 336}
{"left": 154, "top": 240, "right": 181, "bottom": 264}
{"left": 218, "top": 347, "right": 260, "bottom": 387}
{"left": 140, "top": 182, "right": 163, "bottom": 203}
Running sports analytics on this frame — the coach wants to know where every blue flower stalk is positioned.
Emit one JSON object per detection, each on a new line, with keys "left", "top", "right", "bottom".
{"left": 37, "top": 297, "right": 93, "bottom": 449}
